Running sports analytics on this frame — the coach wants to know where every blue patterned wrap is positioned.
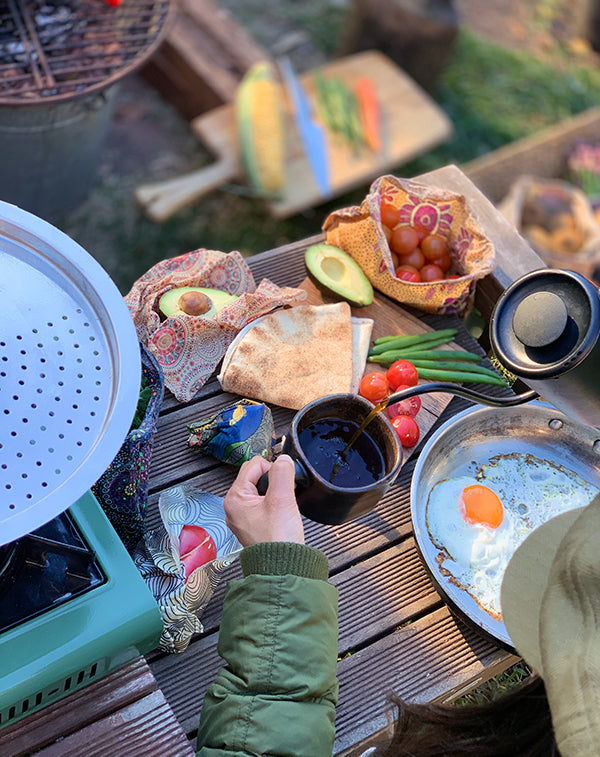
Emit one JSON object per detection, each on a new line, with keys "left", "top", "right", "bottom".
{"left": 187, "top": 399, "right": 275, "bottom": 465}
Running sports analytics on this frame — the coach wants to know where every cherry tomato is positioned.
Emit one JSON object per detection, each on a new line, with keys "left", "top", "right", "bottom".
{"left": 391, "top": 226, "right": 419, "bottom": 256}
{"left": 386, "top": 360, "right": 419, "bottom": 389}
{"left": 420, "top": 263, "right": 444, "bottom": 282}
{"left": 395, "top": 265, "right": 421, "bottom": 283}
{"left": 421, "top": 234, "right": 449, "bottom": 261}
{"left": 179, "top": 525, "right": 217, "bottom": 578}
{"left": 390, "top": 249, "right": 400, "bottom": 269}
{"left": 391, "top": 415, "right": 420, "bottom": 447}
{"left": 359, "top": 372, "right": 389, "bottom": 403}
{"left": 413, "top": 224, "right": 429, "bottom": 242}
{"left": 445, "top": 274, "right": 461, "bottom": 280}
{"left": 387, "top": 385, "right": 421, "bottom": 418}
{"left": 382, "top": 224, "right": 393, "bottom": 244}
{"left": 381, "top": 203, "right": 400, "bottom": 229}
{"left": 430, "top": 249, "right": 451, "bottom": 273}
{"left": 398, "top": 247, "right": 425, "bottom": 270}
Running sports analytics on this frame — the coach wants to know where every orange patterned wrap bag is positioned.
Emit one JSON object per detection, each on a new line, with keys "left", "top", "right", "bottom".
{"left": 323, "top": 175, "right": 496, "bottom": 315}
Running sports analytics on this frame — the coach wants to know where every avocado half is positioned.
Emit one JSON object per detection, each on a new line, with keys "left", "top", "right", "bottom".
{"left": 158, "top": 286, "right": 238, "bottom": 319}
{"left": 305, "top": 243, "right": 373, "bottom": 307}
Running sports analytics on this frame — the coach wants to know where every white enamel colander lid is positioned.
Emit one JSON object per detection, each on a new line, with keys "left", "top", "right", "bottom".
{"left": 0, "top": 201, "right": 141, "bottom": 545}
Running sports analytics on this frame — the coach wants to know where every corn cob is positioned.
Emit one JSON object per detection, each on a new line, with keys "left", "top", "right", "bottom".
{"left": 235, "top": 61, "right": 285, "bottom": 198}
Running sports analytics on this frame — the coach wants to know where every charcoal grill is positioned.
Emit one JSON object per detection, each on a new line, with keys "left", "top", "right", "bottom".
{"left": 0, "top": 0, "right": 171, "bottom": 218}
{"left": 0, "top": 0, "right": 171, "bottom": 103}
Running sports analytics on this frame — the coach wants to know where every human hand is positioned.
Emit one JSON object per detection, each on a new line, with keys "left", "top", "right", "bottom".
{"left": 223, "top": 455, "right": 304, "bottom": 547}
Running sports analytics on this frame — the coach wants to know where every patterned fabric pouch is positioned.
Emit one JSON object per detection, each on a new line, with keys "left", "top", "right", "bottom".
{"left": 187, "top": 399, "right": 276, "bottom": 465}
{"left": 124, "top": 248, "right": 306, "bottom": 402}
{"left": 92, "top": 343, "right": 164, "bottom": 554}
{"left": 323, "top": 174, "right": 496, "bottom": 315}
{"left": 134, "top": 485, "right": 242, "bottom": 653}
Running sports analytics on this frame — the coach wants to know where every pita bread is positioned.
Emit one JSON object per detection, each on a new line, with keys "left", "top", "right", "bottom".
{"left": 218, "top": 302, "right": 359, "bottom": 410}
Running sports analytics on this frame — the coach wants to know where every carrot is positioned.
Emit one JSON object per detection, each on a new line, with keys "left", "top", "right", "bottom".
{"left": 355, "top": 77, "right": 381, "bottom": 152}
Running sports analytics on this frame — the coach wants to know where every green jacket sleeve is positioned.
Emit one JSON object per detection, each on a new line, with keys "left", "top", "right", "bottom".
{"left": 197, "top": 542, "right": 339, "bottom": 757}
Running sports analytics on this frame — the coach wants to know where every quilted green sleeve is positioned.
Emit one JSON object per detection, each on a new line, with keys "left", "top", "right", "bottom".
{"left": 197, "top": 544, "right": 339, "bottom": 757}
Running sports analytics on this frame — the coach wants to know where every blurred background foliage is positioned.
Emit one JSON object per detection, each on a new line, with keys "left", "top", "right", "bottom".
{"left": 61, "top": 11, "right": 600, "bottom": 294}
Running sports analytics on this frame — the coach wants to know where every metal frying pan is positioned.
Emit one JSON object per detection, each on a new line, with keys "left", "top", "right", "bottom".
{"left": 0, "top": 201, "right": 141, "bottom": 546}
{"left": 410, "top": 400, "right": 600, "bottom": 649}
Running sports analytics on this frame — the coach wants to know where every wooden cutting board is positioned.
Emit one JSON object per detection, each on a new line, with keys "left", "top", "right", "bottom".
{"left": 299, "top": 276, "right": 460, "bottom": 458}
{"left": 135, "top": 50, "right": 453, "bottom": 223}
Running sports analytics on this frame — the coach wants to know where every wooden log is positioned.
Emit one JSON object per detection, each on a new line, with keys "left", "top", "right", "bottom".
{"left": 142, "top": 0, "right": 270, "bottom": 120}
{"left": 338, "top": 0, "right": 459, "bottom": 92}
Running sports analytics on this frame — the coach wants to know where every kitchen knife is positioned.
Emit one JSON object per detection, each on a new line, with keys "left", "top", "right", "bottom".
{"left": 278, "top": 57, "right": 331, "bottom": 198}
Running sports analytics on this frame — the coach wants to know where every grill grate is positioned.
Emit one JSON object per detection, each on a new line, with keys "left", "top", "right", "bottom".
{"left": 0, "top": 0, "right": 170, "bottom": 104}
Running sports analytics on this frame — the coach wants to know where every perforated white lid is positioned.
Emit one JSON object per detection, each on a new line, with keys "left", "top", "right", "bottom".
{"left": 0, "top": 201, "right": 141, "bottom": 545}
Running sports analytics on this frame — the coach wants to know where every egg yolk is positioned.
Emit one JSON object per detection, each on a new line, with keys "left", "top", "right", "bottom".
{"left": 460, "top": 484, "right": 504, "bottom": 528}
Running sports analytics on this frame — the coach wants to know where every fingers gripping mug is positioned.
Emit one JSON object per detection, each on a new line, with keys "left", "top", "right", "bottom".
{"left": 258, "top": 394, "right": 403, "bottom": 525}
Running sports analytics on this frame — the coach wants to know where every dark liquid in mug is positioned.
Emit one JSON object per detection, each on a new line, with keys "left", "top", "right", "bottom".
{"left": 297, "top": 417, "right": 385, "bottom": 488}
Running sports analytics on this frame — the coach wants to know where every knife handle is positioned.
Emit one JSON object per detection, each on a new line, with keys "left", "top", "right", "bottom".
{"left": 134, "top": 158, "right": 237, "bottom": 223}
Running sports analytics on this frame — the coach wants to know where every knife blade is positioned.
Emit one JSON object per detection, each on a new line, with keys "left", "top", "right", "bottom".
{"left": 278, "top": 57, "right": 331, "bottom": 199}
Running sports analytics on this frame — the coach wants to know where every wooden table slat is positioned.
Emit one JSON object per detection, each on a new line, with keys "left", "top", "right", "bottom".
{"left": 0, "top": 657, "right": 157, "bottom": 757}
{"left": 35, "top": 689, "right": 194, "bottom": 757}
{"left": 333, "top": 607, "right": 520, "bottom": 754}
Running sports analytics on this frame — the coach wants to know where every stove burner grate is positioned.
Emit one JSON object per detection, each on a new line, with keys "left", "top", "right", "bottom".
{"left": 0, "top": 511, "right": 105, "bottom": 634}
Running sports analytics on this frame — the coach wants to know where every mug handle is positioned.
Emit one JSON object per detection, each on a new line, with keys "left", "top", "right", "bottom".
{"left": 256, "top": 458, "right": 310, "bottom": 496}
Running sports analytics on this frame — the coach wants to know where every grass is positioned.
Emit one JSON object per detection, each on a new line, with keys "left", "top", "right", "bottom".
{"left": 404, "top": 29, "right": 600, "bottom": 173}
{"left": 455, "top": 661, "right": 533, "bottom": 706}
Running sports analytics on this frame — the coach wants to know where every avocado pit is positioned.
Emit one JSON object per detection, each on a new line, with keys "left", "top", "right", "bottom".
{"left": 158, "top": 286, "right": 239, "bottom": 319}
{"left": 178, "top": 290, "right": 212, "bottom": 316}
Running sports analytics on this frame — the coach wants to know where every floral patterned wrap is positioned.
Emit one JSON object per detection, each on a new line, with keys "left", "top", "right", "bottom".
{"left": 323, "top": 175, "right": 496, "bottom": 315}
{"left": 134, "top": 485, "right": 242, "bottom": 653}
{"left": 125, "top": 248, "right": 307, "bottom": 402}
{"left": 188, "top": 399, "right": 275, "bottom": 465}
{"left": 92, "top": 342, "right": 164, "bottom": 554}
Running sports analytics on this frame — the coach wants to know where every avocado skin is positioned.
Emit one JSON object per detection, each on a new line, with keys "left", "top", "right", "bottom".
{"left": 158, "top": 286, "right": 238, "bottom": 318}
{"left": 305, "top": 243, "right": 373, "bottom": 307}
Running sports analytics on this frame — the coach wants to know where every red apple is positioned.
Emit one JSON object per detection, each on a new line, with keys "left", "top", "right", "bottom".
{"left": 179, "top": 525, "right": 217, "bottom": 578}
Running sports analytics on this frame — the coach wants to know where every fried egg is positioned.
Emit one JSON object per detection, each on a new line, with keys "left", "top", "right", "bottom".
{"left": 425, "top": 454, "right": 600, "bottom": 619}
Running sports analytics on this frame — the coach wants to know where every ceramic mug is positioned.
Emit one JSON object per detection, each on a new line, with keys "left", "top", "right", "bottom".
{"left": 258, "top": 394, "right": 403, "bottom": 525}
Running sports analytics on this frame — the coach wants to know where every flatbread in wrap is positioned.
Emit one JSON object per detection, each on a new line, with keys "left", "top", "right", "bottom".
{"left": 218, "top": 302, "right": 360, "bottom": 410}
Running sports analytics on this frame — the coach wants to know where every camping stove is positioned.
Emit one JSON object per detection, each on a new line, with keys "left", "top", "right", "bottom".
{"left": 0, "top": 201, "right": 162, "bottom": 727}
{"left": 0, "top": 490, "right": 162, "bottom": 728}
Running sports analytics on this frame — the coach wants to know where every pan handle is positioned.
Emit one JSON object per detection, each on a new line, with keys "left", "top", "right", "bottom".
{"left": 387, "top": 383, "right": 539, "bottom": 408}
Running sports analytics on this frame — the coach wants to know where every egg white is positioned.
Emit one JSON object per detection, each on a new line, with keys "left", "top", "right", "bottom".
{"left": 425, "top": 455, "right": 599, "bottom": 620}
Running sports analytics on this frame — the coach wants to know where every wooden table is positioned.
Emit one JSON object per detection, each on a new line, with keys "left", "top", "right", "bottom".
{"left": 1, "top": 166, "right": 545, "bottom": 756}
{"left": 144, "top": 165, "right": 544, "bottom": 755}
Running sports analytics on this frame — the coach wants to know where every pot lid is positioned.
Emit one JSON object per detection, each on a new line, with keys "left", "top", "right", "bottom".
{"left": 490, "top": 269, "right": 600, "bottom": 379}
{"left": 0, "top": 201, "right": 140, "bottom": 546}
